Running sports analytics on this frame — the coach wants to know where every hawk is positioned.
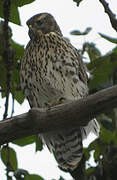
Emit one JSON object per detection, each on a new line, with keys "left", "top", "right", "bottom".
{"left": 20, "top": 13, "right": 100, "bottom": 170}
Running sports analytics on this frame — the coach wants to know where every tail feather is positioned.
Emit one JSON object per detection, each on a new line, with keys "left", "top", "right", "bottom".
{"left": 40, "top": 119, "right": 100, "bottom": 170}
{"left": 81, "top": 118, "right": 100, "bottom": 140}
{"left": 41, "top": 128, "right": 83, "bottom": 170}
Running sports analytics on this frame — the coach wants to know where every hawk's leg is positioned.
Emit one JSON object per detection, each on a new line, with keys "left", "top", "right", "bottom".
{"left": 58, "top": 97, "right": 66, "bottom": 104}
{"left": 44, "top": 97, "right": 66, "bottom": 109}
{"left": 44, "top": 102, "right": 54, "bottom": 109}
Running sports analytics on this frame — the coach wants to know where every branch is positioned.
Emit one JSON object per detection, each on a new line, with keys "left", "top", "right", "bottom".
{"left": 0, "top": 85, "right": 117, "bottom": 145}
{"left": 99, "top": 0, "right": 117, "bottom": 32}
{"left": 3, "top": 0, "right": 14, "bottom": 119}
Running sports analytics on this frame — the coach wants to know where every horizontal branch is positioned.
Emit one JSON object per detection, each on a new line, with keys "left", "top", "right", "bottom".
{"left": 0, "top": 85, "right": 117, "bottom": 145}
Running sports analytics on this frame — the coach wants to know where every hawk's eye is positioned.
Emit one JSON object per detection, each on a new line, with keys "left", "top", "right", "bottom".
{"left": 36, "top": 19, "right": 43, "bottom": 26}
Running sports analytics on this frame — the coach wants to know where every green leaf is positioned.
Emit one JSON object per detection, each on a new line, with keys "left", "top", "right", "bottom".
{"left": 100, "top": 124, "right": 114, "bottom": 144}
{"left": 0, "top": 60, "right": 7, "bottom": 91}
{"left": 86, "top": 140, "right": 100, "bottom": 160}
{"left": 0, "top": 2, "right": 21, "bottom": 25}
{"left": 35, "top": 136, "right": 43, "bottom": 152}
{"left": 83, "top": 27, "right": 92, "bottom": 35}
{"left": 112, "top": 46, "right": 117, "bottom": 53}
{"left": 99, "top": 33, "right": 117, "bottom": 44}
{"left": 12, "top": 0, "right": 35, "bottom": 7}
{"left": 98, "top": 115, "right": 113, "bottom": 131}
{"left": 0, "top": 0, "right": 35, "bottom": 25}
{"left": 70, "top": 27, "right": 92, "bottom": 36}
{"left": 10, "top": 40, "right": 24, "bottom": 104}
{"left": 87, "top": 52, "right": 117, "bottom": 89}
{"left": 93, "top": 146, "right": 100, "bottom": 161}
{"left": 10, "top": 4, "right": 21, "bottom": 25}
{"left": 24, "top": 174, "right": 44, "bottom": 180}
{"left": 11, "top": 67, "right": 25, "bottom": 104}
{"left": 84, "top": 148, "right": 90, "bottom": 161}
{"left": 13, "top": 136, "right": 35, "bottom": 146}
{"left": 70, "top": 30, "right": 83, "bottom": 35}
{"left": 11, "top": 40, "right": 24, "bottom": 60}
{"left": 100, "top": 123, "right": 117, "bottom": 145}
{"left": 14, "top": 169, "right": 29, "bottom": 179}
{"left": 84, "top": 42, "right": 101, "bottom": 61}
{"left": 86, "top": 167, "right": 94, "bottom": 175}
{"left": 13, "top": 90, "right": 25, "bottom": 104}
{"left": 0, "top": 146, "right": 18, "bottom": 171}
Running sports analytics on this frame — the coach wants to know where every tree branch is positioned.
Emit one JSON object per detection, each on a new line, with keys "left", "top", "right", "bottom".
{"left": 3, "top": 0, "right": 14, "bottom": 119}
{"left": 99, "top": 0, "right": 117, "bottom": 32}
{"left": 0, "top": 85, "right": 117, "bottom": 145}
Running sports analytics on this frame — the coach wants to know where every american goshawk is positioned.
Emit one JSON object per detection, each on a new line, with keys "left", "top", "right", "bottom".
{"left": 20, "top": 12, "right": 100, "bottom": 170}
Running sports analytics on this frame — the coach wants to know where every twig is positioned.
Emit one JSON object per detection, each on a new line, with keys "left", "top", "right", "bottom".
{"left": 3, "top": 0, "right": 14, "bottom": 120}
{"left": 3, "top": 0, "right": 11, "bottom": 119}
{"left": 99, "top": 0, "right": 117, "bottom": 32}
{"left": 0, "top": 85, "right": 117, "bottom": 145}
{"left": 2, "top": 1, "right": 14, "bottom": 180}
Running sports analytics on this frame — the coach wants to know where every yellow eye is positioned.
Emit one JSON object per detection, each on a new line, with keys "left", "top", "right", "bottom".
{"left": 29, "top": 24, "right": 32, "bottom": 28}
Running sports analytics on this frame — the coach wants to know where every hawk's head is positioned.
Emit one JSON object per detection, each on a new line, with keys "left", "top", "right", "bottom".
{"left": 27, "top": 13, "right": 62, "bottom": 40}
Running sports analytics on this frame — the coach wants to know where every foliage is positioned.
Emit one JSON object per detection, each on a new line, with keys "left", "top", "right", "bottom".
{"left": 24, "top": 174, "right": 44, "bottom": 180}
{"left": 70, "top": 27, "right": 92, "bottom": 36}
{"left": 0, "top": 0, "right": 35, "bottom": 25}
{"left": 70, "top": 28, "right": 117, "bottom": 180}
{"left": 99, "top": 33, "right": 117, "bottom": 44}
{"left": 1, "top": 146, "right": 18, "bottom": 171}
{"left": 0, "top": 0, "right": 117, "bottom": 180}
{"left": 87, "top": 48, "right": 117, "bottom": 90}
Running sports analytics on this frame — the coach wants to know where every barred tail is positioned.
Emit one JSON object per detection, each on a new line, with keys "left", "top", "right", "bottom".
{"left": 40, "top": 128, "right": 83, "bottom": 170}
{"left": 81, "top": 118, "right": 100, "bottom": 140}
{"left": 40, "top": 119, "right": 100, "bottom": 170}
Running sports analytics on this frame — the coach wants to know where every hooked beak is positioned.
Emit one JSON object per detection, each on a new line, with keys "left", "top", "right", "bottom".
{"left": 28, "top": 25, "right": 35, "bottom": 40}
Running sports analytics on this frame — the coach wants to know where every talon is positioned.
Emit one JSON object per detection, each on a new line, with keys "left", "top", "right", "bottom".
{"left": 58, "top": 97, "right": 65, "bottom": 104}
{"left": 44, "top": 102, "right": 54, "bottom": 109}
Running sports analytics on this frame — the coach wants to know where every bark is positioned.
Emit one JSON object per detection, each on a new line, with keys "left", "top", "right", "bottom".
{"left": 0, "top": 85, "right": 117, "bottom": 145}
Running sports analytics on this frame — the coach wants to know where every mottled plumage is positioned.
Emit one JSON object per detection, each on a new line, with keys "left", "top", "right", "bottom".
{"left": 20, "top": 13, "right": 100, "bottom": 170}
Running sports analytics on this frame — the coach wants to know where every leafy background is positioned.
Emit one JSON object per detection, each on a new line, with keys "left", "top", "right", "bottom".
{"left": 0, "top": 0, "right": 117, "bottom": 180}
